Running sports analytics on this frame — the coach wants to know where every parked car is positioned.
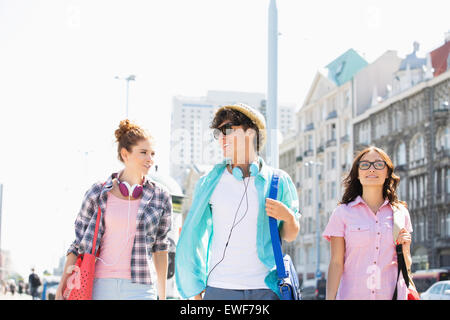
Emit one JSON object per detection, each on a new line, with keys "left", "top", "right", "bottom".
{"left": 420, "top": 280, "right": 450, "bottom": 300}
{"left": 412, "top": 269, "right": 449, "bottom": 293}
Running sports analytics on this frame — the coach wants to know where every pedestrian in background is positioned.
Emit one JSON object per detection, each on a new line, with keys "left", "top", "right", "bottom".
{"left": 56, "top": 119, "right": 172, "bottom": 300}
{"left": 323, "top": 146, "right": 413, "bottom": 300}
{"left": 28, "top": 268, "right": 41, "bottom": 300}
{"left": 18, "top": 280, "right": 24, "bottom": 294}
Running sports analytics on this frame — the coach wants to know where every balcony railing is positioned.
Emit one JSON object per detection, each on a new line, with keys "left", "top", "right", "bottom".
{"left": 340, "top": 134, "right": 350, "bottom": 143}
{"left": 326, "top": 139, "right": 337, "bottom": 148}
{"left": 409, "top": 158, "right": 426, "bottom": 168}
{"left": 303, "top": 149, "right": 314, "bottom": 157}
{"left": 304, "top": 123, "right": 314, "bottom": 132}
{"left": 326, "top": 110, "right": 338, "bottom": 120}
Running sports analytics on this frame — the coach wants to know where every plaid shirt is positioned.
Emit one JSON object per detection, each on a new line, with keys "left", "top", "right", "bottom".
{"left": 67, "top": 172, "right": 172, "bottom": 285}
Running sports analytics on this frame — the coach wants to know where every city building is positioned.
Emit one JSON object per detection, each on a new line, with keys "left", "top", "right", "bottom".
{"left": 353, "top": 38, "right": 450, "bottom": 270}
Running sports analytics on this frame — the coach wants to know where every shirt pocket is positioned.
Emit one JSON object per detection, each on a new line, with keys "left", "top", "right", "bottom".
{"left": 382, "top": 219, "right": 395, "bottom": 244}
{"left": 346, "top": 224, "right": 371, "bottom": 247}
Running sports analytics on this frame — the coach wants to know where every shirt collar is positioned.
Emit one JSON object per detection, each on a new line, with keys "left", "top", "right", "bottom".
{"left": 349, "top": 195, "right": 390, "bottom": 208}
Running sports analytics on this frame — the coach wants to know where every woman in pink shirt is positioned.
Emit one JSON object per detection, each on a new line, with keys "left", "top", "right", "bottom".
{"left": 323, "top": 146, "right": 412, "bottom": 300}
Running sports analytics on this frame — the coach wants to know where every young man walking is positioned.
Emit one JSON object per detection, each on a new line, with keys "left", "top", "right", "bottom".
{"left": 175, "top": 103, "right": 300, "bottom": 300}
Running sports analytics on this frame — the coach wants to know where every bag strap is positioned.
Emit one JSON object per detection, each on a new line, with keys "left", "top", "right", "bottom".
{"left": 268, "top": 172, "right": 288, "bottom": 280}
{"left": 392, "top": 244, "right": 410, "bottom": 300}
{"left": 90, "top": 183, "right": 105, "bottom": 255}
{"left": 90, "top": 206, "right": 102, "bottom": 255}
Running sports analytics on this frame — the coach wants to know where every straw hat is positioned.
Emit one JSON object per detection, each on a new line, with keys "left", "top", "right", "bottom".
{"left": 215, "top": 103, "right": 267, "bottom": 149}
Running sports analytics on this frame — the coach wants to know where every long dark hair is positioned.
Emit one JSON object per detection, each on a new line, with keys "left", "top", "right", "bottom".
{"left": 340, "top": 146, "right": 406, "bottom": 208}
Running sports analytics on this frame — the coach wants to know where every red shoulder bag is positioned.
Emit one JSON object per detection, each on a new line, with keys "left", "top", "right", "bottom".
{"left": 63, "top": 206, "right": 102, "bottom": 300}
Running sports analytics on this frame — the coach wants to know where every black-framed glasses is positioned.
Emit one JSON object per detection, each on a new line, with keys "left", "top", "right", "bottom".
{"left": 213, "top": 122, "right": 237, "bottom": 140}
{"left": 358, "top": 160, "right": 387, "bottom": 170}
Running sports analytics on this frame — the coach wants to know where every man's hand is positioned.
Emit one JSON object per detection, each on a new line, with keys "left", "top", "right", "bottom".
{"left": 265, "top": 198, "right": 293, "bottom": 222}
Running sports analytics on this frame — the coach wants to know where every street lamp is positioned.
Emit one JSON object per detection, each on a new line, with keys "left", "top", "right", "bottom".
{"left": 115, "top": 74, "right": 136, "bottom": 118}
{"left": 267, "top": 0, "right": 278, "bottom": 168}
{"left": 304, "top": 160, "right": 323, "bottom": 280}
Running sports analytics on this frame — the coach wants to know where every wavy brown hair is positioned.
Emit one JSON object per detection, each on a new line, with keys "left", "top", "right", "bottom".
{"left": 340, "top": 146, "right": 406, "bottom": 208}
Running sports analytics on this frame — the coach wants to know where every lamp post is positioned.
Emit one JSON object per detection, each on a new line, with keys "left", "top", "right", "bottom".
{"left": 115, "top": 74, "right": 136, "bottom": 118}
{"left": 0, "top": 184, "right": 3, "bottom": 281}
{"left": 305, "top": 161, "right": 323, "bottom": 280}
{"left": 267, "top": 0, "right": 278, "bottom": 168}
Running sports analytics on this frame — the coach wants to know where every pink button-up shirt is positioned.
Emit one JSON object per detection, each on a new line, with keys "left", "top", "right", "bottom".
{"left": 322, "top": 196, "right": 413, "bottom": 300}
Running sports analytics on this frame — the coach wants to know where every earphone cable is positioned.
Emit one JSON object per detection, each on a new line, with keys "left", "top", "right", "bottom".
{"left": 206, "top": 174, "right": 251, "bottom": 285}
{"left": 96, "top": 193, "right": 134, "bottom": 267}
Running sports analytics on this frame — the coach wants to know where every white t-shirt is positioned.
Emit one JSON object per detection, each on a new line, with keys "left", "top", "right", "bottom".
{"left": 207, "top": 168, "right": 269, "bottom": 289}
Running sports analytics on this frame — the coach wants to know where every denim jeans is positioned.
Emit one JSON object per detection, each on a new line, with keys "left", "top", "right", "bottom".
{"left": 92, "top": 278, "right": 156, "bottom": 300}
{"left": 203, "top": 286, "right": 279, "bottom": 300}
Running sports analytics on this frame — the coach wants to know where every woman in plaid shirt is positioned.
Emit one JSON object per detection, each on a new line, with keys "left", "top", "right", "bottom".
{"left": 56, "top": 120, "right": 172, "bottom": 300}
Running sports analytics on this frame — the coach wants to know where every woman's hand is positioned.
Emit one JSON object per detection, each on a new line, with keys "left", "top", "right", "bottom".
{"left": 397, "top": 228, "right": 412, "bottom": 270}
{"left": 55, "top": 286, "right": 64, "bottom": 300}
{"left": 396, "top": 228, "right": 411, "bottom": 246}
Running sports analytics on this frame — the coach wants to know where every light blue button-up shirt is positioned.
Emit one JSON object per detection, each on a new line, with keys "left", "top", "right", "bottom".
{"left": 175, "top": 157, "right": 300, "bottom": 299}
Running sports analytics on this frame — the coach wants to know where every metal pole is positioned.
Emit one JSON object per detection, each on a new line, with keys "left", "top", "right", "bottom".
{"left": 115, "top": 75, "right": 135, "bottom": 119}
{"left": 315, "top": 164, "right": 321, "bottom": 279}
{"left": 126, "top": 79, "right": 130, "bottom": 119}
{"left": 0, "top": 184, "right": 3, "bottom": 281}
{"left": 267, "top": 0, "right": 278, "bottom": 168}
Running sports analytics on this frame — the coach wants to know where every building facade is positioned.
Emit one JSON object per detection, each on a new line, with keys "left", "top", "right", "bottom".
{"left": 354, "top": 70, "right": 450, "bottom": 270}
{"left": 293, "top": 49, "right": 369, "bottom": 282}
{"left": 353, "top": 38, "right": 450, "bottom": 270}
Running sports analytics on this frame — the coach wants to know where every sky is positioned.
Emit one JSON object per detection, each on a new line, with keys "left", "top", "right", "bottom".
{"left": 0, "top": 0, "right": 448, "bottom": 277}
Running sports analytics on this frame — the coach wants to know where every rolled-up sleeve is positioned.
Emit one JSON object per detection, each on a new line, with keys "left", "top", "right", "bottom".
{"left": 322, "top": 206, "right": 345, "bottom": 242}
{"left": 279, "top": 171, "right": 301, "bottom": 220}
{"left": 67, "top": 185, "right": 97, "bottom": 256}
{"left": 151, "top": 193, "right": 172, "bottom": 252}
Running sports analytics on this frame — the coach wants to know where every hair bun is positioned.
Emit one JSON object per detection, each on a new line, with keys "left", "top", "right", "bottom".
{"left": 114, "top": 119, "right": 153, "bottom": 163}
{"left": 115, "top": 119, "right": 137, "bottom": 142}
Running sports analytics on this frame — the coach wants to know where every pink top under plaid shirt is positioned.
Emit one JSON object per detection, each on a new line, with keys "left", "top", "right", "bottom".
{"left": 67, "top": 172, "right": 172, "bottom": 285}
{"left": 322, "top": 196, "right": 413, "bottom": 300}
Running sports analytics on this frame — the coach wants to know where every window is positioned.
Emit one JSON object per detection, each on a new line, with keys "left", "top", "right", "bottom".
{"left": 359, "top": 121, "right": 371, "bottom": 145}
{"left": 429, "top": 283, "right": 443, "bottom": 295}
{"left": 327, "top": 123, "right": 336, "bottom": 141}
{"left": 447, "top": 168, "right": 450, "bottom": 194}
{"left": 393, "top": 109, "right": 399, "bottom": 131}
{"left": 436, "top": 126, "right": 450, "bottom": 151}
{"left": 327, "top": 151, "right": 336, "bottom": 170}
{"left": 345, "top": 89, "right": 351, "bottom": 108}
{"left": 344, "top": 118, "right": 351, "bottom": 136}
{"left": 331, "top": 182, "right": 337, "bottom": 199}
{"left": 327, "top": 182, "right": 337, "bottom": 200}
{"left": 305, "top": 134, "right": 313, "bottom": 151}
{"left": 446, "top": 214, "right": 450, "bottom": 237}
{"left": 399, "top": 175, "right": 406, "bottom": 200}
{"left": 410, "top": 134, "right": 425, "bottom": 166}
{"left": 395, "top": 142, "right": 406, "bottom": 166}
